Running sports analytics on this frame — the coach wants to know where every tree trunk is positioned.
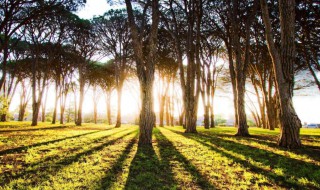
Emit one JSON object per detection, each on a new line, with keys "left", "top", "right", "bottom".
{"left": 76, "top": 82, "right": 84, "bottom": 126}
{"left": 159, "top": 95, "right": 165, "bottom": 127}
{"left": 125, "top": 0, "right": 159, "bottom": 145}
{"left": 235, "top": 72, "right": 249, "bottom": 136}
{"left": 60, "top": 106, "right": 65, "bottom": 124}
{"left": 31, "top": 102, "right": 40, "bottom": 126}
{"left": 260, "top": 0, "right": 301, "bottom": 148}
{"left": 227, "top": 48, "right": 238, "bottom": 127}
{"left": 106, "top": 91, "right": 112, "bottom": 125}
{"left": 138, "top": 78, "right": 155, "bottom": 145}
{"left": 93, "top": 102, "right": 97, "bottom": 124}
{"left": 52, "top": 83, "right": 59, "bottom": 124}
{"left": 179, "top": 109, "right": 184, "bottom": 126}
{"left": 210, "top": 105, "right": 215, "bottom": 128}
{"left": 115, "top": 83, "right": 123, "bottom": 128}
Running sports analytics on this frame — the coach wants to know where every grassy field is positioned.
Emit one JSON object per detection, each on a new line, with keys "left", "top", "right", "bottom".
{"left": 0, "top": 122, "right": 319, "bottom": 189}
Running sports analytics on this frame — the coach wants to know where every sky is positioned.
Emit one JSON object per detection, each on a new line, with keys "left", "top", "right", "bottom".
{"left": 76, "top": 0, "right": 113, "bottom": 19}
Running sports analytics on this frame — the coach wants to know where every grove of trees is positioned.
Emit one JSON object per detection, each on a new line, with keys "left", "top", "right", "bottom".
{"left": 1, "top": 0, "right": 319, "bottom": 148}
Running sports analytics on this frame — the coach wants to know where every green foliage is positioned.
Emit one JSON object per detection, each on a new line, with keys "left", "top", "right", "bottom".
{"left": 0, "top": 123, "right": 319, "bottom": 189}
{"left": 0, "top": 96, "right": 8, "bottom": 116}
{"left": 214, "top": 114, "right": 227, "bottom": 126}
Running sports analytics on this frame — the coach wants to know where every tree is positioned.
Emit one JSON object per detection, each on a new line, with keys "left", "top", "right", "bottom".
{"left": 161, "top": 0, "right": 204, "bottom": 133}
{"left": 0, "top": 0, "right": 85, "bottom": 91}
{"left": 69, "top": 16, "right": 98, "bottom": 126}
{"left": 93, "top": 9, "right": 132, "bottom": 128}
{"left": 125, "top": 0, "right": 160, "bottom": 145}
{"left": 260, "top": 0, "right": 302, "bottom": 148}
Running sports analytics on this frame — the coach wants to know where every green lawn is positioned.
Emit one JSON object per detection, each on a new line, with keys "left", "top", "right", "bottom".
{"left": 0, "top": 122, "right": 319, "bottom": 189}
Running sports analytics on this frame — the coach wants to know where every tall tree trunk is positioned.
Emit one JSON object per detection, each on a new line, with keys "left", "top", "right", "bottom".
{"left": 18, "top": 104, "right": 27, "bottom": 121}
{"left": 76, "top": 82, "right": 84, "bottom": 126}
{"left": 138, "top": 77, "right": 155, "bottom": 145}
{"left": 74, "top": 91, "right": 77, "bottom": 124}
{"left": 227, "top": 47, "right": 238, "bottom": 127}
{"left": 159, "top": 95, "right": 165, "bottom": 127}
{"left": 179, "top": 109, "right": 184, "bottom": 126}
{"left": 235, "top": 72, "right": 249, "bottom": 136}
{"left": 52, "top": 83, "right": 59, "bottom": 124}
{"left": 115, "top": 82, "right": 123, "bottom": 128}
{"left": 260, "top": 0, "right": 301, "bottom": 148}
{"left": 125, "top": 0, "right": 159, "bottom": 145}
{"left": 106, "top": 91, "right": 112, "bottom": 125}
{"left": 60, "top": 106, "right": 65, "bottom": 124}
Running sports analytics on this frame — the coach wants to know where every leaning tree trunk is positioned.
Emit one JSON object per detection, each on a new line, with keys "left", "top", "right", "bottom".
{"left": 260, "top": 0, "right": 301, "bottom": 148}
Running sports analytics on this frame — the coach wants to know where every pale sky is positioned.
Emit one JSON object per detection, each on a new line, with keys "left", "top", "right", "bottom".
{"left": 76, "top": 0, "right": 116, "bottom": 19}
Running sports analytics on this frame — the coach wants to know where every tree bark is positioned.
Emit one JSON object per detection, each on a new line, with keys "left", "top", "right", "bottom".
{"left": 260, "top": 0, "right": 301, "bottom": 148}
{"left": 76, "top": 82, "right": 84, "bottom": 126}
{"left": 159, "top": 95, "right": 165, "bottom": 127}
{"left": 105, "top": 90, "right": 112, "bottom": 125}
{"left": 52, "top": 82, "right": 59, "bottom": 124}
{"left": 115, "top": 82, "right": 123, "bottom": 127}
{"left": 125, "top": 0, "right": 159, "bottom": 145}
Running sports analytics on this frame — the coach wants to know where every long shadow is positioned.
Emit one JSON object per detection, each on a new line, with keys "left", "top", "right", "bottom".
{"left": 244, "top": 134, "right": 320, "bottom": 163}
{"left": 205, "top": 132, "right": 320, "bottom": 164}
{"left": 0, "top": 127, "right": 115, "bottom": 156}
{"left": 155, "top": 128, "right": 215, "bottom": 189}
{"left": 165, "top": 128, "right": 320, "bottom": 189}
{"left": 124, "top": 129, "right": 186, "bottom": 190}
{"left": 0, "top": 129, "right": 134, "bottom": 186}
{"left": 98, "top": 133, "right": 138, "bottom": 189}
{"left": 124, "top": 144, "right": 165, "bottom": 189}
{"left": 0, "top": 125, "right": 71, "bottom": 133}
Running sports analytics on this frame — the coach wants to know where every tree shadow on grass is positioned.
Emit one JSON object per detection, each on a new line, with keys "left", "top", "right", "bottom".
{"left": 0, "top": 125, "right": 70, "bottom": 133}
{"left": 154, "top": 128, "right": 215, "bottom": 190}
{"left": 98, "top": 133, "right": 138, "bottom": 189}
{"left": 213, "top": 132, "right": 320, "bottom": 163}
{"left": 124, "top": 144, "right": 171, "bottom": 189}
{"left": 124, "top": 128, "right": 214, "bottom": 190}
{"left": 165, "top": 128, "right": 320, "bottom": 189}
{"left": 0, "top": 127, "right": 115, "bottom": 156}
{"left": 0, "top": 129, "right": 134, "bottom": 186}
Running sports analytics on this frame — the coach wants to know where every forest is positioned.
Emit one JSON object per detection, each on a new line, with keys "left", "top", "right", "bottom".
{"left": 0, "top": 0, "right": 319, "bottom": 189}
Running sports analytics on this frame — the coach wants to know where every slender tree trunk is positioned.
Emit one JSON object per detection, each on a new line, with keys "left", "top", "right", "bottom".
{"left": 60, "top": 106, "right": 65, "bottom": 124}
{"left": 227, "top": 48, "right": 238, "bottom": 127}
{"left": 115, "top": 83, "right": 123, "bottom": 127}
{"left": 74, "top": 91, "right": 77, "bottom": 124}
{"left": 52, "top": 83, "right": 59, "bottom": 124}
{"left": 235, "top": 73, "right": 249, "bottom": 136}
{"left": 76, "top": 82, "right": 84, "bottom": 126}
{"left": 260, "top": 0, "right": 301, "bottom": 148}
{"left": 18, "top": 104, "right": 27, "bottom": 121}
{"left": 106, "top": 91, "right": 112, "bottom": 125}
{"left": 159, "top": 95, "right": 165, "bottom": 127}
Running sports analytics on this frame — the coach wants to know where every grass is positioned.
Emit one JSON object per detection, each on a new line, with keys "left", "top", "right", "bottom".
{"left": 0, "top": 122, "right": 319, "bottom": 189}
